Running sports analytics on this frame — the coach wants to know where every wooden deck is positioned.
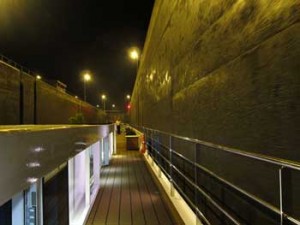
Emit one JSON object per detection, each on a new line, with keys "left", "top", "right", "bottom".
{"left": 86, "top": 134, "right": 181, "bottom": 225}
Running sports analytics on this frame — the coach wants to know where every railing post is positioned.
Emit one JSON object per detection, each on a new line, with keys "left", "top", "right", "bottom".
{"left": 195, "top": 143, "right": 202, "bottom": 225}
{"left": 157, "top": 131, "right": 162, "bottom": 177}
{"left": 151, "top": 130, "right": 155, "bottom": 166}
{"left": 279, "top": 166, "right": 284, "bottom": 225}
{"left": 169, "top": 135, "right": 175, "bottom": 197}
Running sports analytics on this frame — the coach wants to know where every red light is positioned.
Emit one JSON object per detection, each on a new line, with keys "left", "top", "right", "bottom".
{"left": 127, "top": 104, "right": 131, "bottom": 110}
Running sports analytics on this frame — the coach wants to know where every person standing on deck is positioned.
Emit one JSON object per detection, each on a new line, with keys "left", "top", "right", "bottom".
{"left": 116, "top": 119, "right": 121, "bottom": 134}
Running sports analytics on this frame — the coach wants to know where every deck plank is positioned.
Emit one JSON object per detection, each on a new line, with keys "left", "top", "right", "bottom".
{"left": 86, "top": 133, "right": 179, "bottom": 225}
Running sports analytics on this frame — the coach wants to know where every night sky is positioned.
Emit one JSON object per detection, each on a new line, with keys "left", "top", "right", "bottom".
{"left": 0, "top": 0, "right": 154, "bottom": 109}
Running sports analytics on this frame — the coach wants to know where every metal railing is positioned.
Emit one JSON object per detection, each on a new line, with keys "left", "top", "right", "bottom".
{"left": 0, "top": 53, "right": 35, "bottom": 75}
{"left": 138, "top": 126, "right": 300, "bottom": 225}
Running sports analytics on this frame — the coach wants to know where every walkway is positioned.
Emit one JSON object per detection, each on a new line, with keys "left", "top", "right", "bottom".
{"left": 86, "top": 133, "right": 181, "bottom": 225}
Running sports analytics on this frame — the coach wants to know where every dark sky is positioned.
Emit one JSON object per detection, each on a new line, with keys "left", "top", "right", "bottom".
{"left": 0, "top": 0, "right": 154, "bottom": 109}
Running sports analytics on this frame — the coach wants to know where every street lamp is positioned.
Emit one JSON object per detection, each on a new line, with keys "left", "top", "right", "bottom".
{"left": 128, "top": 47, "right": 140, "bottom": 63}
{"left": 129, "top": 49, "right": 139, "bottom": 60}
{"left": 126, "top": 94, "right": 131, "bottom": 100}
{"left": 34, "top": 75, "right": 42, "bottom": 124}
{"left": 128, "top": 47, "right": 140, "bottom": 124}
{"left": 83, "top": 72, "right": 91, "bottom": 102}
{"left": 112, "top": 104, "right": 115, "bottom": 109}
{"left": 101, "top": 94, "right": 106, "bottom": 111}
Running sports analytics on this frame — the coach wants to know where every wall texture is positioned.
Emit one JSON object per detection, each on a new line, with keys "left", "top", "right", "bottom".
{"left": 131, "top": 0, "right": 300, "bottom": 160}
{"left": 0, "top": 60, "right": 103, "bottom": 125}
{"left": 131, "top": 1, "right": 300, "bottom": 223}
{"left": 0, "top": 62, "right": 20, "bottom": 124}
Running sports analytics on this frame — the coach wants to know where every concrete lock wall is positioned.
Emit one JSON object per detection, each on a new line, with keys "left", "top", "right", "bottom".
{"left": 0, "top": 60, "right": 102, "bottom": 124}
{"left": 0, "top": 61, "right": 20, "bottom": 124}
{"left": 131, "top": 0, "right": 300, "bottom": 160}
{"left": 36, "top": 82, "right": 99, "bottom": 124}
{"left": 131, "top": 1, "right": 300, "bottom": 223}
{"left": 131, "top": 0, "right": 300, "bottom": 222}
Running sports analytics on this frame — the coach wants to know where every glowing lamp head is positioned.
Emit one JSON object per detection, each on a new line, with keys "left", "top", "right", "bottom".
{"left": 128, "top": 47, "right": 140, "bottom": 60}
{"left": 130, "top": 50, "right": 139, "bottom": 60}
{"left": 83, "top": 73, "right": 91, "bottom": 81}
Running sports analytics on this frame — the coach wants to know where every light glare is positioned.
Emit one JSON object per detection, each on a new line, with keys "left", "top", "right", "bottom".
{"left": 26, "top": 162, "right": 41, "bottom": 168}
{"left": 33, "top": 147, "right": 45, "bottom": 153}
{"left": 27, "top": 177, "right": 38, "bottom": 184}
{"left": 83, "top": 73, "right": 91, "bottom": 81}
{"left": 128, "top": 47, "right": 140, "bottom": 60}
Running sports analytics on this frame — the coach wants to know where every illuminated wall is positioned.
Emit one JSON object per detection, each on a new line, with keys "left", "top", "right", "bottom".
{"left": 131, "top": 0, "right": 300, "bottom": 160}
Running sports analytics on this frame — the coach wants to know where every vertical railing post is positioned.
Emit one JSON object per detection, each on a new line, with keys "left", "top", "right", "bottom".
{"left": 169, "top": 135, "right": 174, "bottom": 196}
{"left": 279, "top": 166, "right": 284, "bottom": 225}
{"left": 195, "top": 143, "right": 201, "bottom": 225}
{"left": 157, "top": 131, "right": 162, "bottom": 177}
{"left": 151, "top": 130, "right": 155, "bottom": 166}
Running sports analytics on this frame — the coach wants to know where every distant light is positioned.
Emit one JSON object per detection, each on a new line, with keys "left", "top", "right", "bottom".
{"left": 128, "top": 47, "right": 139, "bottom": 60}
{"left": 36, "top": 75, "right": 42, "bottom": 80}
{"left": 27, "top": 177, "right": 38, "bottom": 184}
{"left": 130, "top": 51, "right": 138, "bottom": 60}
{"left": 112, "top": 104, "right": 115, "bottom": 108}
{"left": 126, "top": 94, "right": 131, "bottom": 100}
{"left": 96, "top": 104, "right": 100, "bottom": 108}
{"left": 32, "top": 147, "right": 45, "bottom": 153}
{"left": 101, "top": 94, "right": 106, "bottom": 100}
{"left": 83, "top": 73, "right": 91, "bottom": 81}
{"left": 127, "top": 104, "right": 131, "bottom": 110}
{"left": 75, "top": 95, "right": 78, "bottom": 99}
{"left": 26, "top": 162, "right": 41, "bottom": 168}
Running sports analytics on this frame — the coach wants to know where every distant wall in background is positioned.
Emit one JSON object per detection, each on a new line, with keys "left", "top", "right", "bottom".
{"left": 0, "top": 60, "right": 104, "bottom": 124}
{"left": 131, "top": 0, "right": 300, "bottom": 160}
{"left": 0, "top": 62, "right": 20, "bottom": 124}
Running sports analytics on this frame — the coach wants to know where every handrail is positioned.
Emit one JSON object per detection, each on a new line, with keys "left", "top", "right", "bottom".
{"left": 172, "top": 146, "right": 282, "bottom": 216}
{"left": 172, "top": 165, "right": 241, "bottom": 225}
{"left": 0, "top": 53, "right": 35, "bottom": 75}
{"left": 172, "top": 180, "right": 212, "bottom": 225}
{"left": 144, "top": 127, "right": 300, "bottom": 171}
{"left": 146, "top": 127, "right": 295, "bottom": 217}
{"left": 139, "top": 126, "right": 300, "bottom": 225}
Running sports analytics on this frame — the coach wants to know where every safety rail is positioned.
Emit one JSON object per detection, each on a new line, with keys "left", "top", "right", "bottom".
{"left": 0, "top": 53, "right": 35, "bottom": 75}
{"left": 138, "top": 126, "right": 300, "bottom": 225}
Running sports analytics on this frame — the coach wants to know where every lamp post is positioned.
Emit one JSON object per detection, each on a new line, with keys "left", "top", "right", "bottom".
{"left": 128, "top": 47, "right": 140, "bottom": 70}
{"left": 34, "top": 75, "right": 42, "bottom": 124}
{"left": 101, "top": 94, "right": 106, "bottom": 111}
{"left": 128, "top": 47, "right": 140, "bottom": 125}
{"left": 83, "top": 73, "right": 91, "bottom": 102}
